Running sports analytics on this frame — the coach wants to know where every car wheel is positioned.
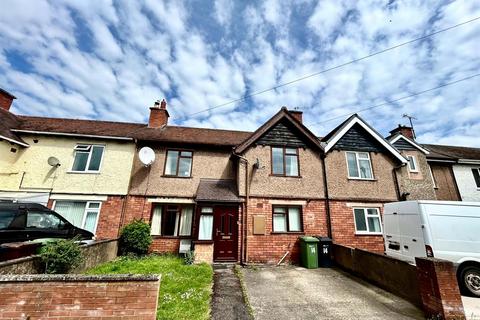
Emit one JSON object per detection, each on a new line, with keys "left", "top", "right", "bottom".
{"left": 460, "top": 266, "right": 480, "bottom": 297}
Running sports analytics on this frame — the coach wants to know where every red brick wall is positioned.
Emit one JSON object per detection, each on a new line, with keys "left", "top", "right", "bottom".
{"left": 150, "top": 238, "right": 181, "bottom": 253}
{"left": 96, "top": 196, "right": 124, "bottom": 239}
{"left": 416, "top": 258, "right": 466, "bottom": 320}
{"left": 246, "top": 198, "right": 327, "bottom": 264}
{"left": 329, "top": 200, "right": 385, "bottom": 253}
{"left": 0, "top": 274, "right": 160, "bottom": 320}
{"left": 0, "top": 93, "right": 14, "bottom": 111}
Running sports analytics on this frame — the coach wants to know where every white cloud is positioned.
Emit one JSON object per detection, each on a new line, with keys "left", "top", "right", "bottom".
{"left": 0, "top": 0, "right": 479, "bottom": 147}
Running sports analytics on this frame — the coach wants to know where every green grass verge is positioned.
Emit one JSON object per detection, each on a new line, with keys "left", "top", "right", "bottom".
{"left": 86, "top": 254, "right": 213, "bottom": 320}
{"left": 234, "top": 265, "right": 254, "bottom": 319}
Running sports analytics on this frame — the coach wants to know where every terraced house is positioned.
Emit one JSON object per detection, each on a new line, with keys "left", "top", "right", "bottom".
{"left": 1, "top": 87, "right": 477, "bottom": 264}
{"left": 0, "top": 89, "right": 137, "bottom": 239}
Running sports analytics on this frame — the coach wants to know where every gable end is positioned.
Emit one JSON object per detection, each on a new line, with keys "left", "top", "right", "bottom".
{"left": 392, "top": 138, "right": 416, "bottom": 151}
{"left": 256, "top": 120, "right": 307, "bottom": 148}
{"left": 333, "top": 123, "right": 386, "bottom": 153}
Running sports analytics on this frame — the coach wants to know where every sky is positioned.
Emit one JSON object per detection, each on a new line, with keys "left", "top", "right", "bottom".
{"left": 0, "top": 0, "right": 479, "bottom": 146}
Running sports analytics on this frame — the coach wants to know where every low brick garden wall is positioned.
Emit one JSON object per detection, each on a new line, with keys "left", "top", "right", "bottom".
{"left": 332, "top": 244, "right": 466, "bottom": 320}
{"left": 0, "top": 239, "right": 118, "bottom": 274}
{"left": 0, "top": 274, "right": 160, "bottom": 320}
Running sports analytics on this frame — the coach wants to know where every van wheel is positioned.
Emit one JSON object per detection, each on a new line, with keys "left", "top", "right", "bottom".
{"left": 460, "top": 266, "right": 480, "bottom": 297}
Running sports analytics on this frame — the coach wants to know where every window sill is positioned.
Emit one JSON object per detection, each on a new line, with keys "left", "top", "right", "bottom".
{"left": 355, "top": 232, "right": 383, "bottom": 236}
{"left": 348, "top": 177, "right": 376, "bottom": 181}
{"left": 270, "top": 232, "right": 305, "bottom": 235}
{"left": 193, "top": 240, "right": 214, "bottom": 244}
{"left": 67, "top": 171, "right": 101, "bottom": 174}
{"left": 161, "top": 175, "right": 192, "bottom": 179}
{"left": 269, "top": 174, "right": 302, "bottom": 178}
{"left": 151, "top": 235, "right": 192, "bottom": 239}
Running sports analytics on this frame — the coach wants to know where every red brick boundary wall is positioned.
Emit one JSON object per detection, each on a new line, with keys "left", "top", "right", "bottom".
{"left": 416, "top": 257, "right": 466, "bottom": 320}
{"left": 0, "top": 274, "right": 160, "bottom": 320}
{"left": 333, "top": 244, "right": 466, "bottom": 319}
{"left": 0, "top": 239, "right": 118, "bottom": 275}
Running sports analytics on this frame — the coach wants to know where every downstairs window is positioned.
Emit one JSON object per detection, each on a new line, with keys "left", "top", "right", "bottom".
{"left": 150, "top": 204, "right": 193, "bottom": 237}
{"left": 353, "top": 208, "right": 382, "bottom": 235}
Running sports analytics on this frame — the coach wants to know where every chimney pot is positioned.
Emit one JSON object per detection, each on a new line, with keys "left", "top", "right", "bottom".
{"left": 0, "top": 88, "right": 16, "bottom": 112}
{"left": 149, "top": 99, "right": 169, "bottom": 128}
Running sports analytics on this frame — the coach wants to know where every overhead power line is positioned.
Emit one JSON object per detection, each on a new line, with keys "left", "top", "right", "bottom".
{"left": 306, "top": 73, "right": 480, "bottom": 126}
{"left": 182, "top": 16, "right": 480, "bottom": 119}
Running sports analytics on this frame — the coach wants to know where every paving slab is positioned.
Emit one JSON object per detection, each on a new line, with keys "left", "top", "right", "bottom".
{"left": 242, "top": 265, "right": 424, "bottom": 320}
{"left": 463, "top": 296, "right": 480, "bottom": 320}
{"left": 211, "top": 264, "right": 250, "bottom": 320}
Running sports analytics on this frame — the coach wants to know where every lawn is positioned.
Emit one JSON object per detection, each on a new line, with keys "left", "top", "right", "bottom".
{"left": 86, "top": 255, "right": 213, "bottom": 320}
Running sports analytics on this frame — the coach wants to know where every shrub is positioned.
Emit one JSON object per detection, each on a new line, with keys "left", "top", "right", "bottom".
{"left": 119, "top": 219, "right": 152, "bottom": 256}
{"left": 39, "top": 238, "right": 84, "bottom": 274}
{"left": 184, "top": 250, "right": 195, "bottom": 265}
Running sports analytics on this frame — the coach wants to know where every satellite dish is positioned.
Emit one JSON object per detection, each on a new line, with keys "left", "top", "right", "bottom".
{"left": 139, "top": 147, "right": 155, "bottom": 166}
{"left": 47, "top": 156, "right": 60, "bottom": 167}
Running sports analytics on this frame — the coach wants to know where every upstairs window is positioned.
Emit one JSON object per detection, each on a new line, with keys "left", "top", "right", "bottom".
{"left": 164, "top": 150, "right": 193, "bottom": 177}
{"left": 472, "top": 168, "right": 480, "bottom": 188}
{"left": 353, "top": 208, "right": 382, "bottom": 234}
{"left": 407, "top": 155, "right": 418, "bottom": 172}
{"left": 346, "top": 151, "right": 373, "bottom": 179}
{"left": 72, "top": 144, "right": 104, "bottom": 172}
{"left": 271, "top": 147, "right": 299, "bottom": 176}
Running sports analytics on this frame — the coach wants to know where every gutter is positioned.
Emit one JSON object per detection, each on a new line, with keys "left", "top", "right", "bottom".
{"left": 0, "top": 134, "right": 30, "bottom": 147}
{"left": 392, "top": 163, "right": 407, "bottom": 200}
{"left": 11, "top": 129, "right": 133, "bottom": 141}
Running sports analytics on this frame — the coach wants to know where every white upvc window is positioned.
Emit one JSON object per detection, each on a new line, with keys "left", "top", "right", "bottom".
{"left": 407, "top": 155, "right": 418, "bottom": 172}
{"left": 353, "top": 208, "right": 382, "bottom": 235}
{"left": 346, "top": 151, "right": 373, "bottom": 179}
{"left": 71, "top": 144, "right": 105, "bottom": 172}
{"left": 53, "top": 201, "right": 101, "bottom": 234}
{"left": 198, "top": 207, "right": 214, "bottom": 240}
{"left": 472, "top": 168, "right": 480, "bottom": 189}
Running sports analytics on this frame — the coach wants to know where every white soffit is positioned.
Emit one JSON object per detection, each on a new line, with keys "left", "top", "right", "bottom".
{"left": 50, "top": 194, "right": 108, "bottom": 201}
{"left": 325, "top": 117, "right": 407, "bottom": 164}
{"left": 389, "top": 135, "right": 430, "bottom": 154}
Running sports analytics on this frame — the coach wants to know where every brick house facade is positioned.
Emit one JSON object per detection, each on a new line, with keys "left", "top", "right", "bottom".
{"left": 3, "top": 86, "right": 477, "bottom": 265}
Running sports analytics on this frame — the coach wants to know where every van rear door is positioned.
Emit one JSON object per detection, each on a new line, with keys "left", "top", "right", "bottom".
{"left": 398, "top": 212, "right": 426, "bottom": 263}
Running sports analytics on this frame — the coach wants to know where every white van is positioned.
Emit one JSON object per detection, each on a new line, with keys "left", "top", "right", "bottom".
{"left": 383, "top": 200, "right": 480, "bottom": 297}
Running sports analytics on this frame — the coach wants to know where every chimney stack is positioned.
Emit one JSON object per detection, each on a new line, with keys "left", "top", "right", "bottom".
{"left": 148, "top": 99, "right": 169, "bottom": 128}
{"left": 0, "top": 88, "right": 16, "bottom": 112}
{"left": 389, "top": 124, "right": 415, "bottom": 140}
{"left": 289, "top": 109, "right": 303, "bottom": 123}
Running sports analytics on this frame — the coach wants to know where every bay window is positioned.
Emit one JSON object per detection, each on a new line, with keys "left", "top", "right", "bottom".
{"left": 54, "top": 201, "right": 101, "bottom": 234}
{"left": 150, "top": 204, "right": 193, "bottom": 236}
{"left": 272, "top": 206, "right": 302, "bottom": 233}
{"left": 346, "top": 151, "right": 373, "bottom": 179}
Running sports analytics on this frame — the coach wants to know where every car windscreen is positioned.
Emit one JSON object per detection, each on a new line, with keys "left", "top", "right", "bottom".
{"left": 0, "top": 210, "right": 16, "bottom": 229}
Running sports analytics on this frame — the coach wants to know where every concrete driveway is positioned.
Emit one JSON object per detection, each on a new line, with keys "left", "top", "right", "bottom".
{"left": 241, "top": 266, "right": 424, "bottom": 320}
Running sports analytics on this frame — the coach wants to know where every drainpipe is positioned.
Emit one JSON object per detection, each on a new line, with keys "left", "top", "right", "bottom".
{"left": 321, "top": 155, "right": 332, "bottom": 239}
{"left": 234, "top": 153, "right": 249, "bottom": 265}
{"left": 392, "top": 163, "right": 407, "bottom": 201}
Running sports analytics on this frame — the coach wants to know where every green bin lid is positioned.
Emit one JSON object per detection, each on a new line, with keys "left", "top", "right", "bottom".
{"left": 299, "top": 236, "right": 319, "bottom": 242}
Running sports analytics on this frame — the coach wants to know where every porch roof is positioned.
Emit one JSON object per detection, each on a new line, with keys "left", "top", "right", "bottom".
{"left": 195, "top": 179, "right": 241, "bottom": 203}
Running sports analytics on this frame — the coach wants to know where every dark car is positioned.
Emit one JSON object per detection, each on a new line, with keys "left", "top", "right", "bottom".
{"left": 0, "top": 203, "right": 94, "bottom": 244}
